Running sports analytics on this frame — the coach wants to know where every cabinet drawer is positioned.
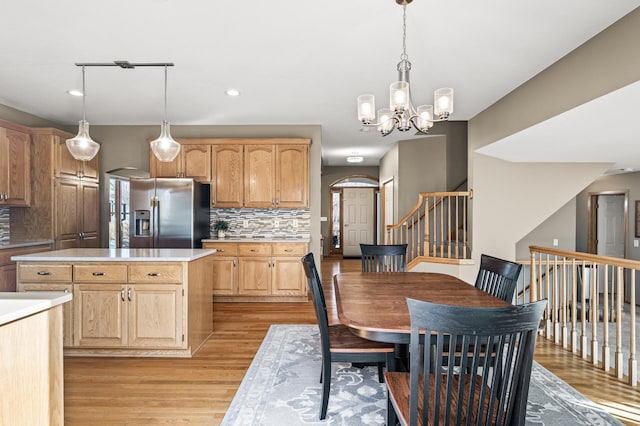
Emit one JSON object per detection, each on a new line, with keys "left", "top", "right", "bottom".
{"left": 203, "top": 243, "right": 239, "bottom": 256}
{"left": 238, "top": 244, "right": 271, "bottom": 256}
{"left": 74, "top": 264, "right": 128, "bottom": 283}
{"left": 272, "top": 243, "right": 308, "bottom": 256}
{"left": 129, "top": 264, "right": 183, "bottom": 283}
{"left": 18, "top": 264, "right": 72, "bottom": 282}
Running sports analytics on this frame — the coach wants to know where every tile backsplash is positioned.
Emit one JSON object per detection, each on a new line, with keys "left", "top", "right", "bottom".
{"left": 209, "top": 208, "right": 310, "bottom": 239}
{"left": 0, "top": 207, "right": 8, "bottom": 242}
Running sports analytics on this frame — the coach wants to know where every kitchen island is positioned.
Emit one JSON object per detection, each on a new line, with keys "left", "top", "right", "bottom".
{"left": 13, "top": 248, "right": 215, "bottom": 357}
{"left": 1, "top": 291, "right": 71, "bottom": 425}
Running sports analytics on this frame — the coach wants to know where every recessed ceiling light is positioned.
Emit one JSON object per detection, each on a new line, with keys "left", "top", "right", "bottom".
{"left": 67, "top": 89, "right": 83, "bottom": 97}
{"left": 225, "top": 89, "right": 240, "bottom": 97}
{"left": 347, "top": 156, "right": 364, "bottom": 163}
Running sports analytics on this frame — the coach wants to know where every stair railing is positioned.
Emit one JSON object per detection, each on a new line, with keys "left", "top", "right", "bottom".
{"left": 386, "top": 191, "right": 472, "bottom": 264}
{"left": 527, "top": 245, "right": 640, "bottom": 387}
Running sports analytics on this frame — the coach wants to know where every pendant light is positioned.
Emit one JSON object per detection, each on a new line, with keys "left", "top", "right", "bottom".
{"left": 66, "top": 66, "right": 100, "bottom": 161}
{"left": 150, "top": 65, "right": 181, "bottom": 162}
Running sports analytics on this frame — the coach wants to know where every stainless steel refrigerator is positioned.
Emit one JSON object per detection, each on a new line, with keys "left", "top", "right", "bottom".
{"left": 110, "top": 178, "right": 210, "bottom": 249}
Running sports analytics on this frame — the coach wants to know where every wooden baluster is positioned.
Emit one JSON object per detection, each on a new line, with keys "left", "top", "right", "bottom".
{"left": 602, "top": 265, "right": 610, "bottom": 372}
{"left": 629, "top": 269, "right": 637, "bottom": 386}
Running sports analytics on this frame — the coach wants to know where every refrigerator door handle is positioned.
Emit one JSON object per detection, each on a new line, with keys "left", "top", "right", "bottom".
{"left": 153, "top": 197, "right": 160, "bottom": 249}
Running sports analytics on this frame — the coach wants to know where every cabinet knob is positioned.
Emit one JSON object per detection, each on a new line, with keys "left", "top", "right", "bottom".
{"left": 250, "top": 249, "right": 258, "bottom": 252}
{"left": 92, "top": 272, "right": 105, "bottom": 276}
{"left": 218, "top": 249, "right": 225, "bottom": 252}
{"left": 211, "top": 199, "right": 216, "bottom": 205}
{"left": 37, "top": 271, "right": 51, "bottom": 276}
{"left": 121, "top": 288, "right": 125, "bottom": 301}
{"left": 147, "top": 272, "right": 161, "bottom": 277}
{"left": 284, "top": 249, "right": 292, "bottom": 252}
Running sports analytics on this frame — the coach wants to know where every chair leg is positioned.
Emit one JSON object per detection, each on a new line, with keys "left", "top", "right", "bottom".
{"left": 387, "top": 393, "right": 398, "bottom": 426}
{"left": 377, "top": 363, "right": 384, "bottom": 383}
{"left": 320, "top": 358, "right": 331, "bottom": 420}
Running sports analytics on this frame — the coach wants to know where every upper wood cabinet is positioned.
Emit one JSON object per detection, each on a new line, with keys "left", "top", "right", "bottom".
{"left": 0, "top": 124, "right": 31, "bottom": 207}
{"left": 150, "top": 143, "right": 211, "bottom": 182}
{"left": 55, "top": 134, "right": 99, "bottom": 181}
{"left": 148, "top": 138, "right": 310, "bottom": 208}
{"left": 244, "top": 143, "right": 309, "bottom": 208}
{"left": 244, "top": 145, "right": 276, "bottom": 208}
{"left": 275, "top": 144, "right": 309, "bottom": 208}
{"left": 211, "top": 145, "right": 243, "bottom": 208}
{"left": 11, "top": 127, "right": 100, "bottom": 250}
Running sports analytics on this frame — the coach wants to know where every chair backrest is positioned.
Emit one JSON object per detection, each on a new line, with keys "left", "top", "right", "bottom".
{"left": 360, "top": 244, "right": 408, "bottom": 272}
{"left": 475, "top": 254, "right": 523, "bottom": 303}
{"left": 406, "top": 298, "right": 546, "bottom": 426}
{"left": 301, "top": 253, "right": 331, "bottom": 359}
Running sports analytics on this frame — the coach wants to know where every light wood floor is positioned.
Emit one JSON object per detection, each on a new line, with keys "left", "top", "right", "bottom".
{"left": 64, "top": 257, "right": 640, "bottom": 425}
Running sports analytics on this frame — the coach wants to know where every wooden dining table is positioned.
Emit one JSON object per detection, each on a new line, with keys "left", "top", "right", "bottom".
{"left": 333, "top": 271, "right": 511, "bottom": 345}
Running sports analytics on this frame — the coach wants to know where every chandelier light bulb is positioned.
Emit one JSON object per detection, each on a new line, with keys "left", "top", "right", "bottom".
{"left": 357, "top": 94, "right": 376, "bottom": 124}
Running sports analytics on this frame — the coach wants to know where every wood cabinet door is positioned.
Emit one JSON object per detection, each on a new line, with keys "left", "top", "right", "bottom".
{"left": 275, "top": 144, "right": 308, "bottom": 208}
{"left": 79, "top": 181, "right": 100, "bottom": 248}
{"left": 74, "top": 284, "right": 127, "bottom": 347}
{"left": 18, "top": 283, "right": 74, "bottom": 347}
{"left": 272, "top": 257, "right": 307, "bottom": 296}
{"left": 0, "top": 264, "right": 16, "bottom": 292}
{"left": 150, "top": 149, "right": 181, "bottom": 178}
{"left": 55, "top": 179, "right": 80, "bottom": 249}
{"left": 212, "top": 257, "right": 237, "bottom": 295}
{"left": 80, "top": 154, "right": 100, "bottom": 181}
{"left": 182, "top": 144, "right": 211, "bottom": 182}
{"left": 211, "top": 145, "right": 243, "bottom": 208}
{"left": 55, "top": 136, "right": 81, "bottom": 179}
{"left": 0, "top": 128, "right": 31, "bottom": 206}
{"left": 238, "top": 257, "right": 271, "bottom": 295}
{"left": 128, "top": 284, "right": 183, "bottom": 348}
{"left": 244, "top": 145, "right": 275, "bottom": 208}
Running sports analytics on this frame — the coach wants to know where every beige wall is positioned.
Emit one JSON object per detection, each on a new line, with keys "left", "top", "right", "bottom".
{"left": 516, "top": 198, "right": 577, "bottom": 260}
{"left": 467, "top": 8, "right": 640, "bottom": 264}
{"left": 0, "top": 104, "right": 64, "bottom": 128}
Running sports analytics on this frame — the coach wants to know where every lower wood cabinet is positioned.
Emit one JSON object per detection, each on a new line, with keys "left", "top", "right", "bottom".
{"left": 17, "top": 282, "right": 73, "bottom": 347}
{"left": 74, "top": 283, "right": 183, "bottom": 349}
{"left": 204, "top": 241, "right": 308, "bottom": 301}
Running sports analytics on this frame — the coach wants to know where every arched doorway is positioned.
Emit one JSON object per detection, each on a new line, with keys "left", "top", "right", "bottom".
{"left": 328, "top": 175, "right": 379, "bottom": 257}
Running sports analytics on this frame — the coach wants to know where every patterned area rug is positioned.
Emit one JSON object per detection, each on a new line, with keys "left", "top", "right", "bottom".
{"left": 221, "top": 325, "right": 622, "bottom": 425}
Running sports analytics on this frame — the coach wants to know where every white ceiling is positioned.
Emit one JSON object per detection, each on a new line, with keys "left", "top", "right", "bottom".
{"left": 1, "top": 0, "right": 639, "bottom": 167}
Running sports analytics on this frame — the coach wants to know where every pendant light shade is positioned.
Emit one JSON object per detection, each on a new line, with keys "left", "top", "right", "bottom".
{"left": 66, "top": 66, "right": 100, "bottom": 161}
{"left": 150, "top": 65, "right": 180, "bottom": 162}
{"left": 66, "top": 120, "right": 100, "bottom": 161}
{"left": 151, "top": 120, "right": 180, "bottom": 162}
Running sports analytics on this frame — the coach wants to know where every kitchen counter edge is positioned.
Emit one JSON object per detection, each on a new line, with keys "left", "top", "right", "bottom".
{"left": 202, "top": 238, "right": 311, "bottom": 243}
{"left": 11, "top": 248, "right": 216, "bottom": 262}
{"left": 0, "top": 291, "right": 72, "bottom": 326}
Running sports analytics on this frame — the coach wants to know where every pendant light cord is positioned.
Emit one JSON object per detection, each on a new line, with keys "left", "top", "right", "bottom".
{"left": 82, "top": 65, "right": 87, "bottom": 122}
{"left": 163, "top": 65, "right": 168, "bottom": 122}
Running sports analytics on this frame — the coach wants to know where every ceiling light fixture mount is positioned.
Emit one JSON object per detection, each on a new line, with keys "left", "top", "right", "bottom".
{"left": 357, "top": 0, "right": 454, "bottom": 136}
{"left": 67, "top": 61, "right": 178, "bottom": 162}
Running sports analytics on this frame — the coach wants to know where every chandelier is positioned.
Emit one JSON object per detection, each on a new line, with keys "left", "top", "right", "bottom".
{"left": 67, "top": 61, "right": 178, "bottom": 162}
{"left": 357, "top": 0, "right": 454, "bottom": 136}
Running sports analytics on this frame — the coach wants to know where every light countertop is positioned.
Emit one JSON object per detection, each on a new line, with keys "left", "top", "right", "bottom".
{"left": 12, "top": 248, "right": 216, "bottom": 262}
{"left": 0, "top": 292, "right": 72, "bottom": 326}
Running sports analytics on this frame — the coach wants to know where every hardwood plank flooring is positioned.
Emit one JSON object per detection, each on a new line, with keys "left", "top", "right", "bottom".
{"left": 63, "top": 257, "right": 640, "bottom": 425}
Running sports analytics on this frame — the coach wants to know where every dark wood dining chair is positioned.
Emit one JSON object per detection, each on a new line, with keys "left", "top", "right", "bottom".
{"left": 475, "top": 253, "right": 523, "bottom": 303}
{"left": 385, "top": 298, "right": 546, "bottom": 426}
{"left": 301, "top": 253, "right": 395, "bottom": 420}
{"left": 360, "top": 244, "right": 408, "bottom": 272}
